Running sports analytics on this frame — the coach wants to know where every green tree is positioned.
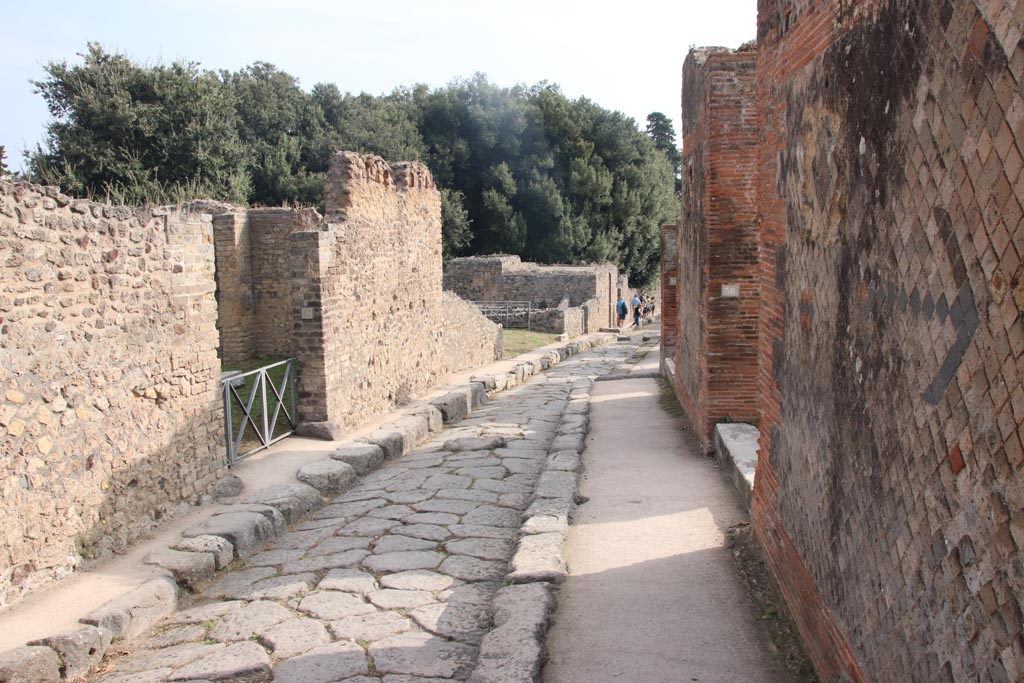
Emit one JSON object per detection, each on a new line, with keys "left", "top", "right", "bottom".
{"left": 29, "top": 43, "right": 250, "bottom": 204}
{"left": 646, "top": 111, "right": 681, "bottom": 195}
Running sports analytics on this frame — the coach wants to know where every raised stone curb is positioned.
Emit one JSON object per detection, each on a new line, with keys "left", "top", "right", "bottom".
{"left": 29, "top": 627, "right": 113, "bottom": 682}
{"left": 329, "top": 443, "right": 385, "bottom": 475}
{"left": 468, "top": 583, "right": 555, "bottom": 683}
{"left": 143, "top": 548, "right": 217, "bottom": 590}
{"left": 296, "top": 459, "right": 358, "bottom": 494}
{"left": 80, "top": 576, "right": 178, "bottom": 641}
{"left": 0, "top": 645, "right": 60, "bottom": 683}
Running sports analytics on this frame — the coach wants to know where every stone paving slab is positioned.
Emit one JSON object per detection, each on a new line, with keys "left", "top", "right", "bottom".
{"left": 79, "top": 337, "right": 634, "bottom": 682}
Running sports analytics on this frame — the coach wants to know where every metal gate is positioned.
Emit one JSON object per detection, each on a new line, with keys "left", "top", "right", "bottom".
{"left": 221, "top": 358, "right": 298, "bottom": 465}
{"left": 473, "top": 301, "right": 533, "bottom": 329}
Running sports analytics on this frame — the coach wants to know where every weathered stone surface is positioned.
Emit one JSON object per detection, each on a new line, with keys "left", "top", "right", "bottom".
{"left": 407, "top": 405, "right": 444, "bottom": 432}
{"left": 208, "top": 600, "right": 295, "bottom": 642}
{"left": 362, "top": 551, "right": 443, "bottom": 573}
{"left": 468, "top": 382, "right": 488, "bottom": 409}
{"left": 393, "top": 524, "right": 450, "bottom": 542}
{"left": 392, "top": 415, "right": 429, "bottom": 448}
{"left": 165, "top": 641, "right": 271, "bottom": 681}
{"left": 443, "top": 435, "right": 506, "bottom": 452}
{"left": 258, "top": 617, "right": 330, "bottom": 659}
{"left": 296, "top": 420, "right": 344, "bottom": 441}
{"left": 241, "top": 572, "right": 317, "bottom": 601}
{"left": 100, "top": 668, "right": 175, "bottom": 683}
{"left": 521, "top": 515, "right": 569, "bottom": 536}
{"left": 410, "top": 602, "right": 491, "bottom": 644}
{"left": 245, "top": 547, "right": 306, "bottom": 567}
{"left": 549, "top": 433, "right": 586, "bottom": 453}
{"left": 403, "top": 512, "right": 459, "bottom": 526}
{"left": 112, "top": 642, "right": 223, "bottom": 676}
{"left": 366, "top": 504, "right": 415, "bottom": 520}
{"left": 328, "top": 611, "right": 412, "bottom": 642}
{"left": 379, "top": 570, "right": 457, "bottom": 592}
{"left": 412, "top": 497, "right": 476, "bottom": 514}
{"left": 462, "top": 505, "right": 520, "bottom": 528}
{"left": 448, "top": 524, "right": 517, "bottom": 540}
{"left": 81, "top": 577, "right": 178, "bottom": 641}
{"left": 204, "top": 567, "right": 276, "bottom": 600}
{"left": 439, "top": 555, "right": 506, "bottom": 582}
{"left": 508, "top": 533, "right": 566, "bottom": 583}
{"left": 445, "top": 537, "right": 514, "bottom": 561}
{"left": 312, "top": 536, "right": 373, "bottom": 555}
{"left": 173, "top": 535, "right": 234, "bottom": 570}
{"left": 318, "top": 568, "right": 378, "bottom": 594}
{"left": 271, "top": 640, "right": 367, "bottom": 683}
{"left": 296, "top": 459, "right": 358, "bottom": 494}
{"left": 330, "top": 443, "right": 385, "bottom": 475}
{"left": 214, "top": 503, "right": 287, "bottom": 533}
{"left": 182, "top": 511, "right": 274, "bottom": 558}
{"left": 368, "top": 589, "right": 436, "bottom": 610}
{"left": 360, "top": 429, "right": 406, "bottom": 460}
{"left": 368, "top": 632, "right": 475, "bottom": 679}
{"left": 142, "top": 624, "right": 205, "bottom": 649}
{"left": 280, "top": 550, "right": 369, "bottom": 575}
{"left": 438, "top": 487, "right": 499, "bottom": 503}
{"left": 0, "top": 646, "right": 60, "bottom": 683}
{"left": 247, "top": 484, "right": 323, "bottom": 524}
{"left": 214, "top": 474, "right": 244, "bottom": 500}
{"left": 430, "top": 391, "right": 469, "bottom": 423}
{"left": 469, "top": 583, "right": 553, "bottom": 683}
{"left": 546, "top": 450, "right": 581, "bottom": 472}
{"left": 143, "top": 548, "right": 216, "bottom": 590}
{"left": 30, "top": 626, "right": 112, "bottom": 681}
{"left": 297, "top": 591, "right": 376, "bottom": 621}
{"left": 164, "top": 601, "right": 245, "bottom": 627}
{"left": 533, "top": 470, "right": 578, "bottom": 500}
{"left": 373, "top": 535, "right": 438, "bottom": 553}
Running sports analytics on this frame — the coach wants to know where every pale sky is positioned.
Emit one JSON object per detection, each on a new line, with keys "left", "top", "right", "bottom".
{"left": 1, "top": 0, "right": 756, "bottom": 171}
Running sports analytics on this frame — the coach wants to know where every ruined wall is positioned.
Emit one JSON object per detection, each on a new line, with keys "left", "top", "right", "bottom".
{"left": 677, "top": 47, "right": 761, "bottom": 446}
{"left": 440, "top": 292, "right": 503, "bottom": 371}
{"left": 660, "top": 223, "right": 679, "bottom": 367}
{"left": 444, "top": 255, "right": 618, "bottom": 329}
{"left": 751, "top": 1, "right": 1024, "bottom": 680}
{"left": 294, "top": 152, "right": 500, "bottom": 430}
{"left": 0, "top": 181, "right": 222, "bottom": 608}
{"left": 211, "top": 206, "right": 319, "bottom": 364}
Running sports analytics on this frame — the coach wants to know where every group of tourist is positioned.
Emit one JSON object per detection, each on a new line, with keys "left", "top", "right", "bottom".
{"left": 616, "top": 293, "right": 656, "bottom": 329}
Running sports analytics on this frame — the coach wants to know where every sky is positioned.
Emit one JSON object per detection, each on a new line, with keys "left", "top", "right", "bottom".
{"left": 1, "top": 0, "right": 757, "bottom": 172}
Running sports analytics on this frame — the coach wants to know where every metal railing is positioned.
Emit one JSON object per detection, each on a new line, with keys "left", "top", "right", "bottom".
{"left": 473, "top": 300, "right": 533, "bottom": 329}
{"left": 221, "top": 358, "right": 298, "bottom": 466}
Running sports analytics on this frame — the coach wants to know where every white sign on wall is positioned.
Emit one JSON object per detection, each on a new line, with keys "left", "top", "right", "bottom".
{"left": 721, "top": 284, "right": 740, "bottom": 299}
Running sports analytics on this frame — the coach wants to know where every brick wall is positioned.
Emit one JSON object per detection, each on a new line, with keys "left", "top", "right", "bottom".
{"left": 293, "top": 152, "right": 501, "bottom": 431}
{"left": 749, "top": 1, "right": 1024, "bottom": 681}
{"left": 211, "top": 206, "right": 320, "bottom": 364}
{"left": 660, "top": 223, "right": 679, "bottom": 362}
{"left": 677, "top": 47, "right": 761, "bottom": 448}
{"left": 0, "top": 181, "right": 223, "bottom": 608}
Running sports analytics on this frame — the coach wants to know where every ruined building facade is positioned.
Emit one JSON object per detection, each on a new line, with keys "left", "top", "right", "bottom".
{"left": 666, "top": 0, "right": 1024, "bottom": 680}
{"left": 0, "top": 152, "right": 500, "bottom": 608}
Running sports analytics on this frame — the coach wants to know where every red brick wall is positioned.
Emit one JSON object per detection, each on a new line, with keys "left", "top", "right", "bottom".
{"left": 677, "top": 48, "right": 760, "bottom": 448}
{"left": 660, "top": 223, "right": 679, "bottom": 365}
{"left": 751, "top": 0, "right": 1024, "bottom": 681}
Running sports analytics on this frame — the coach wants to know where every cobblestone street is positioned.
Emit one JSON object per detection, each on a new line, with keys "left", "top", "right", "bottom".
{"left": 87, "top": 340, "right": 640, "bottom": 683}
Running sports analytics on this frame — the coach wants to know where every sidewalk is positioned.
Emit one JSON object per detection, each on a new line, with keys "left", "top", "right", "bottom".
{"left": 543, "top": 346, "right": 791, "bottom": 683}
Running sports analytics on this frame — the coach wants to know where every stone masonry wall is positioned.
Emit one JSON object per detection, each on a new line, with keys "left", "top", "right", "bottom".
{"left": 749, "top": 1, "right": 1024, "bottom": 681}
{"left": 660, "top": 223, "right": 679, "bottom": 369}
{"left": 677, "top": 47, "right": 761, "bottom": 447}
{"left": 0, "top": 181, "right": 223, "bottom": 609}
{"left": 444, "top": 255, "right": 618, "bottom": 330}
{"left": 294, "top": 152, "right": 500, "bottom": 430}
{"left": 211, "top": 206, "right": 319, "bottom": 364}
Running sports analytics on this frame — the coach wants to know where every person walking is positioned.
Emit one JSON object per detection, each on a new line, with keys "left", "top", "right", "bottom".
{"left": 616, "top": 296, "right": 628, "bottom": 327}
{"left": 631, "top": 293, "right": 642, "bottom": 328}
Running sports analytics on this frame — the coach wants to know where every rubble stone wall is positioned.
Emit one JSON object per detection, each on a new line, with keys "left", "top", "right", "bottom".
{"left": 0, "top": 181, "right": 223, "bottom": 609}
{"left": 748, "top": 1, "right": 1024, "bottom": 680}
{"left": 294, "top": 152, "right": 500, "bottom": 430}
{"left": 443, "top": 255, "right": 618, "bottom": 330}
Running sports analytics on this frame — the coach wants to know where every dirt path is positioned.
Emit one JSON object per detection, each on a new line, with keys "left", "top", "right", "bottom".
{"left": 543, "top": 350, "right": 792, "bottom": 683}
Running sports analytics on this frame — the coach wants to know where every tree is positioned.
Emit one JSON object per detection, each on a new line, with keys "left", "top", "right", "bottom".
{"left": 646, "top": 112, "right": 681, "bottom": 195}
{"left": 29, "top": 43, "right": 250, "bottom": 204}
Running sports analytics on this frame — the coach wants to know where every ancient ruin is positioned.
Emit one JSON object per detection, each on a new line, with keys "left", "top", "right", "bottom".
{"left": 664, "top": 1, "right": 1024, "bottom": 680}
{"left": 0, "top": 151, "right": 500, "bottom": 608}
{"left": 443, "top": 255, "right": 621, "bottom": 336}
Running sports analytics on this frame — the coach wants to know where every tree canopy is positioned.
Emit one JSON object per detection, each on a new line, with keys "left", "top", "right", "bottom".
{"left": 26, "top": 45, "right": 677, "bottom": 285}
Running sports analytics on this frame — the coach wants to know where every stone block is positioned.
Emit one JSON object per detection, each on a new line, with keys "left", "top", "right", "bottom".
{"left": 533, "top": 470, "right": 578, "bottom": 500}
{"left": 0, "top": 646, "right": 60, "bottom": 683}
{"left": 546, "top": 450, "right": 581, "bottom": 472}
{"left": 407, "top": 405, "right": 444, "bottom": 432}
{"left": 183, "top": 511, "right": 275, "bottom": 558}
{"left": 214, "top": 503, "right": 287, "bottom": 534}
{"left": 144, "top": 548, "right": 217, "bottom": 590}
{"left": 468, "top": 382, "right": 488, "bottom": 409}
{"left": 468, "top": 583, "right": 554, "bottom": 683}
{"left": 360, "top": 429, "right": 406, "bottom": 460}
{"left": 430, "top": 391, "right": 469, "bottom": 423}
{"left": 508, "top": 533, "right": 567, "bottom": 584}
{"left": 80, "top": 576, "right": 178, "bottom": 641}
{"left": 29, "top": 626, "right": 113, "bottom": 681}
{"left": 246, "top": 483, "right": 323, "bottom": 523}
{"left": 213, "top": 474, "right": 244, "bottom": 500}
{"left": 173, "top": 535, "right": 234, "bottom": 570}
{"left": 392, "top": 414, "right": 430, "bottom": 447}
{"left": 296, "top": 420, "right": 344, "bottom": 441}
{"left": 470, "top": 374, "right": 497, "bottom": 391}
{"left": 330, "top": 443, "right": 385, "bottom": 474}
{"left": 297, "top": 459, "right": 358, "bottom": 494}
